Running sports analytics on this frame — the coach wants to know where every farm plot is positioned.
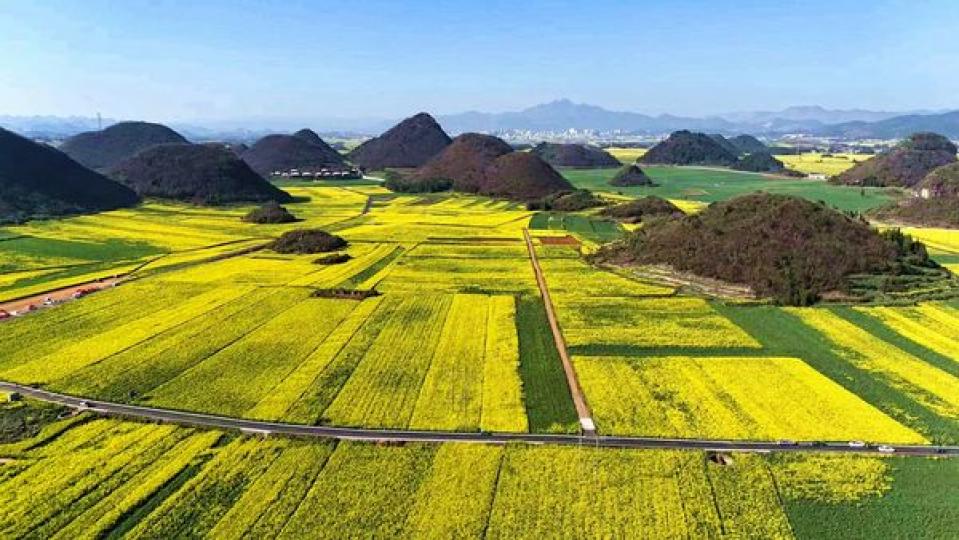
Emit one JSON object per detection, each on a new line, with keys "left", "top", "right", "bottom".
{"left": 574, "top": 355, "right": 924, "bottom": 442}
{"left": 855, "top": 304, "right": 959, "bottom": 363}
{"left": 4, "top": 412, "right": 959, "bottom": 538}
{"left": 322, "top": 293, "right": 528, "bottom": 432}
{"left": 0, "top": 418, "right": 221, "bottom": 539}
{"left": 335, "top": 195, "right": 531, "bottom": 243}
{"left": 0, "top": 283, "right": 254, "bottom": 384}
{"left": 559, "top": 296, "right": 760, "bottom": 353}
{"left": 791, "top": 308, "right": 959, "bottom": 422}
{"left": 146, "top": 297, "right": 358, "bottom": 417}
{"left": 377, "top": 245, "right": 536, "bottom": 294}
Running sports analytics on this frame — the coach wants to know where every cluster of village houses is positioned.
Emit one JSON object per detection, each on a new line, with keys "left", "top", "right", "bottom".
{"left": 272, "top": 167, "right": 362, "bottom": 179}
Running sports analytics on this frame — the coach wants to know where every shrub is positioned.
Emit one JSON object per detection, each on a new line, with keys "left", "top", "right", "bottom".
{"left": 314, "top": 253, "right": 352, "bottom": 265}
{"left": 268, "top": 229, "right": 348, "bottom": 254}
{"left": 241, "top": 202, "right": 298, "bottom": 224}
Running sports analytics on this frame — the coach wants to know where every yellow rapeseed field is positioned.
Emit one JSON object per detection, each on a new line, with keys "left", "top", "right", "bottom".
{"left": 792, "top": 308, "right": 959, "bottom": 420}
{"left": 574, "top": 355, "right": 925, "bottom": 443}
{"left": 857, "top": 304, "right": 959, "bottom": 361}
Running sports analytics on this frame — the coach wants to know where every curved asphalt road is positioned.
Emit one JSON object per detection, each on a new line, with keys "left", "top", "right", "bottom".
{"left": 3, "top": 382, "right": 957, "bottom": 457}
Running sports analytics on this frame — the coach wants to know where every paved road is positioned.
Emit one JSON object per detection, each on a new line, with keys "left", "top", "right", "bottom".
{"left": 523, "top": 228, "right": 596, "bottom": 435}
{"left": 5, "top": 383, "right": 957, "bottom": 457}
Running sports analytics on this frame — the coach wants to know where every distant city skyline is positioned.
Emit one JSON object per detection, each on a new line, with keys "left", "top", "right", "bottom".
{"left": 1, "top": 0, "right": 957, "bottom": 123}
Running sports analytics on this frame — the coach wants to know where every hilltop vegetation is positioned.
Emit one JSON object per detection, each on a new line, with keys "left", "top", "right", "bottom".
{"left": 640, "top": 130, "right": 739, "bottom": 166}
{"left": 411, "top": 133, "right": 513, "bottom": 192}
{"left": 732, "top": 151, "right": 787, "bottom": 173}
{"left": 60, "top": 121, "right": 188, "bottom": 170}
{"left": 599, "top": 196, "right": 682, "bottom": 223}
{"left": 869, "top": 162, "right": 959, "bottom": 228}
{"left": 608, "top": 164, "right": 656, "bottom": 187}
{"left": 530, "top": 142, "right": 620, "bottom": 168}
{"left": 348, "top": 112, "right": 451, "bottom": 170}
{"left": 242, "top": 132, "right": 347, "bottom": 176}
{"left": 729, "top": 134, "right": 767, "bottom": 154}
{"left": 395, "top": 133, "right": 573, "bottom": 200}
{"left": 109, "top": 143, "right": 292, "bottom": 205}
{"left": 526, "top": 189, "right": 606, "bottom": 211}
{"left": 833, "top": 133, "right": 957, "bottom": 188}
{"left": 0, "top": 126, "right": 139, "bottom": 223}
{"left": 597, "top": 193, "right": 943, "bottom": 305}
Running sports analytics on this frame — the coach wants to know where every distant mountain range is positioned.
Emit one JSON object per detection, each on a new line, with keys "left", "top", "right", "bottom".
{"left": 2, "top": 100, "right": 957, "bottom": 140}
{"left": 437, "top": 100, "right": 959, "bottom": 138}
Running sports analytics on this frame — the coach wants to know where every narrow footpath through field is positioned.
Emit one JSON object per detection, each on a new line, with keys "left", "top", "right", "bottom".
{"left": 522, "top": 228, "right": 596, "bottom": 435}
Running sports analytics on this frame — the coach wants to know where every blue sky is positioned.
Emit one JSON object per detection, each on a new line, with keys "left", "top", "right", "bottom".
{"left": 1, "top": 0, "right": 957, "bottom": 122}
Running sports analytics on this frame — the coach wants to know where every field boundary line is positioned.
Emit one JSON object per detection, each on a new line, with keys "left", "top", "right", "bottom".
{"left": 522, "top": 228, "right": 595, "bottom": 435}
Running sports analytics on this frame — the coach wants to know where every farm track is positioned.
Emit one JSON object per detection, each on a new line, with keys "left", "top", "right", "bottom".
{"left": 522, "top": 228, "right": 595, "bottom": 434}
{"left": 0, "top": 277, "right": 124, "bottom": 314}
{"left": 3, "top": 381, "right": 957, "bottom": 456}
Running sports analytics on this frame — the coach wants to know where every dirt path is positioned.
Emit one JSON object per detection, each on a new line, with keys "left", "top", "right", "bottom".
{"left": 0, "top": 277, "right": 124, "bottom": 317}
{"left": 523, "top": 228, "right": 596, "bottom": 435}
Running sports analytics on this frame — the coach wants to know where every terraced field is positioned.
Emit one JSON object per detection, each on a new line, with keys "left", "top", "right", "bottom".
{"left": 2, "top": 184, "right": 958, "bottom": 537}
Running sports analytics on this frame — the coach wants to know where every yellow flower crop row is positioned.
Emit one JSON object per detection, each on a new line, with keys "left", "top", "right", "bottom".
{"left": 410, "top": 294, "right": 490, "bottom": 431}
{"left": 277, "top": 441, "right": 436, "bottom": 537}
{"left": 771, "top": 454, "right": 891, "bottom": 504}
{"left": 403, "top": 444, "right": 504, "bottom": 538}
{"left": 574, "top": 355, "right": 924, "bottom": 443}
{"left": 1, "top": 285, "right": 253, "bottom": 384}
{"left": 323, "top": 295, "right": 453, "bottom": 428}
{"left": 481, "top": 295, "right": 528, "bottom": 433}
{"left": 706, "top": 453, "right": 794, "bottom": 538}
{"left": 147, "top": 297, "right": 356, "bottom": 416}
{"left": 557, "top": 296, "right": 761, "bottom": 349}
{"left": 857, "top": 304, "right": 959, "bottom": 361}
{"left": 247, "top": 296, "right": 384, "bottom": 422}
{"left": 206, "top": 441, "right": 335, "bottom": 539}
{"left": 894, "top": 227, "right": 959, "bottom": 254}
{"left": 791, "top": 308, "right": 959, "bottom": 420}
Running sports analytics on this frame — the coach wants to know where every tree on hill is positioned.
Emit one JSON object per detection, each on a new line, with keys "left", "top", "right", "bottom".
{"left": 0, "top": 127, "right": 139, "bottom": 224}
{"left": 917, "top": 162, "right": 959, "bottom": 198}
{"left": 640, "top": 130, "right": 739, "bottom": 166}
{"left": 595, "top": 192, "right": 939, "bottom": 305}
{"left": 868, "top": 162, "right": 959, "bottom": 228}
{"left": 832, "top": 132, "right": 957, "bottom": 188}
{"left": 348, "top": 113, "right": 451, "bottom": 170}
{"left": 530, "top": 142, "right": 620, "bottom": 168}
{"left": 609, "top": 164, "right": 656, "bottom": 187}
{"left": 732, "top": 152, "right": 786, "bottom": 173}
{"left": 410, "top": 133, "right": 513, "bottom": 193}
{"left": 242, "top": 133, "right": 346, "bottom": 176}
{"left": 708, "top": 134, "right": 740, "bottom": 157}
{"left": 108, "top": 143, "right": 292, "bottom": 205}
{"left": 481, "top": 152, "right": 573, "bottom": 201}
{"left": 60, "top": 121, "right": 188, "bottom": 170}
{"left": 293, "top": 128, "right": 325, "bottom": 146}
{"left": 526, "top": 189, "right": 606, "bottom": 211}
{"left": 599, "top": 196, "right": 682, "bottom": 223}
{"left": 728, "top": 134, "right": 767, "bottom": 154}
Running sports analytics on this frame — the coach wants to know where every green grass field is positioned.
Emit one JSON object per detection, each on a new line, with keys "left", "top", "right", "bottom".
{"left": 562, "top": 166, "right": 899, "bottom": 213}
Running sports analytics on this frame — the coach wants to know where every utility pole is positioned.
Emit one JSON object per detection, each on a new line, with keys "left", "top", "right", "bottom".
{"left": 97, "top": 112, "right": 102, "bottom": 131}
